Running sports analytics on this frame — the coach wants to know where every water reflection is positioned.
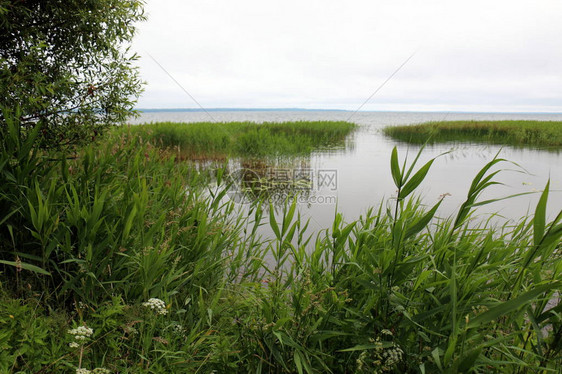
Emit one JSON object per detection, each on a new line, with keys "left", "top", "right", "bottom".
{"left": 225, "top": 158, "right": 339, "bottom": 210}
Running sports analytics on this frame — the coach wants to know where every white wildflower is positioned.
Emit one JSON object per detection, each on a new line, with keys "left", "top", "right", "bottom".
{"left": 384, "top": 346, "right": 404, "bottom": 367}
{"left": 76, "top": 369, "right": 91, "bottom": 374}
{"left": 142, "top": 298, "right": 168, "bottom": 315}
{"left": 68, "top": 326, "right": 94, "bottom": 338}
{"left": 68, "top": 325, "right": 94, "bottom": 344}
{"left": 69, "top": 342, "right": 80, "bottom": 348}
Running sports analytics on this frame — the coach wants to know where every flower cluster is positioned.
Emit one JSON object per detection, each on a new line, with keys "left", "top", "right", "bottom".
{"left": 68, "top": 325, "right": 94, "bottom": 348}
{"left": 355, "top": 330, "right": 404, "bottom": 373}
{"left": 382, "top": 346, "right": 404, "bottom": 367}
{"left": 142, "top": 298, "right": 168, "bottom": 315}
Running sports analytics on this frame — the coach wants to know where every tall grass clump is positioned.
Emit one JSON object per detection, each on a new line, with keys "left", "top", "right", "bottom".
{"left": 1, "top": 131, "right": 238, "bottom": 306}
{"left": 116, "top": 121, "right": 357, "bottom": 159}
{"left": 0, "top": 114, "right": 263, "bottom": 371}
{"left": 384, "top": 120, "right": 562, "bottom": 149}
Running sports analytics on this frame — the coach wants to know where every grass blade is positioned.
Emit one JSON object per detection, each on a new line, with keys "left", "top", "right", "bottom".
{"left": 390, "top": 147, "right": 402, "bottom": 188}
{"left": 398, "top": 159, "right": 434, "bottom": 200}
{"left": 269, "top": 203, "right": 281, "bottom": 240}
{"left": 0, "top": 260, "right": 51, "bottom": 276}
{"left": 533, "top": 180, "right": 549, "bottom": 247}
{"left": 467, "top": 282, "right": 559, "bottom": 329}
{"left": 404, "top": 199, "right": 442, "bottom": 240}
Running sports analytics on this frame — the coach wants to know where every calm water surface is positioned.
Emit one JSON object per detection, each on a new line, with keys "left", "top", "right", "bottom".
{"left": 132, "top": 111, "right": 562, "bottom": 234}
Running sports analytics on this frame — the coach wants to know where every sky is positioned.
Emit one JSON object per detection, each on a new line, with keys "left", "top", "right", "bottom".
{"left": 132, "top": 0, "right": 562, "bottom": 112}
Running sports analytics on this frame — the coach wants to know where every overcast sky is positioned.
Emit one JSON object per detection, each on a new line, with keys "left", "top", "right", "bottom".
{"left": 132, "top": 0, "right": 562, "bottom": 112}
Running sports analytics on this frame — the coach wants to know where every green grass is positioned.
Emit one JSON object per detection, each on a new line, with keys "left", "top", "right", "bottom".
{"left": 1, "top": 120, "right": 562, "bottom": 372}
{"left": 384, "top": 120, "right": 562, "bottom": 148}
{"left": 115, "top": 121, "right": 357, "bottom": 159}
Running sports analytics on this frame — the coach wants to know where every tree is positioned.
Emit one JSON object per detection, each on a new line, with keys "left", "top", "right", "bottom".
{"left": 0, "top": 0, "right": 145, "bottom": 150}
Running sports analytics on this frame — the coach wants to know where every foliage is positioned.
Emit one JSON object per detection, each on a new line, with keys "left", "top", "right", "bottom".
{"left": 117, "top": 121, "right": 357, "bottom": 158}
{"left": 0, "top": 129, "right": 261, "bottom": 305}
{"left": 383, "top": 120, "right": 562, "bottom": 149}
{"left": 0, "top": 0, "right": 145, "bottom": 150}
{"left": 0, "top": 130, "right": 561, "bottom": 372}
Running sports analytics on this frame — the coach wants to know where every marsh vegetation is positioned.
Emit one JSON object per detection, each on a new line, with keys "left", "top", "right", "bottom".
{"left": 384, "top": 120, "right": 562, "bottom": 149}
{"left": 117, "top": 121, "right": 357, "bottom": 159}
{"left": 1, "top": 120, "right": 561, "bottom": 373}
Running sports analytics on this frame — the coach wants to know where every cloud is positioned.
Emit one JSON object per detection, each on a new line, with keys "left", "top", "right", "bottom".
{"left": 133, "top": 0, "right": 562, "bottom": 112}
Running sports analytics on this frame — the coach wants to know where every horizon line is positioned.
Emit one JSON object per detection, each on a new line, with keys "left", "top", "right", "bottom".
{"left": 135, "top": 107, "right": 562, "bottom": 115}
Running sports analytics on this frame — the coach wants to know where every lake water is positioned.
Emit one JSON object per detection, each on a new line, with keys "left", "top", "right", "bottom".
{"left": 132, "top": 110, "right": 562, "bottom": 233}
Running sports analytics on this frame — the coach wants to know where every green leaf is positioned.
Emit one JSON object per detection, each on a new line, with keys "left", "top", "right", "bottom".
{"left": 294, "top": 351, "right": 304, "bottom": 374}
{"left": 539, "top": 221, "right": 562, "bottom": 250}
{"left": 456, "top": 347, "right": 482, "bottom": 373}
{"left": 0, "top": 208, "right": 18, "bottom": 227}
{"left": 403, "top": 144, "right": 428, "bottom": 181}
{"left": 467, "top": 155, "right": 506, "bottom": 195}
{"left": 467, "top": 282, "right": 559, "bottom": 329}
{"left": 431, "top": 348, "right": 443, "bottom": 372}
{"left": 399, "top": 160, "right": 434, "bottom": 200}
{"left": 282, "top": 199, "right": 297, "bottom": 236}
{"left": 309, "top": 330, "right": 352, "bottom": 342}
{"left": 443, "top": 334, "right": 457, "bottom": 367}
{"left": 0, "top": 260, "right": 51, "bottom": 276}
{"left": 390, "top": 147, "right": 402, "bottom": 188}
{"left": 122, "top": 204, "right": 137, "bottom": 241}
{"left": 467, "top": 191, "right": 535, "bottom": 208}
{"left": 533, "top": 180, "right": 549, "bottom": 247}
{"left": 269, "top": 203, "right": 281, "bottom": 240}
{"left": 453, "top": 156, "right": 507, "bottom": 229}
{"left": 404, "top": 199, "right": 442, "bottom": 240}
{"left": 339, "top": 342, "right": 394, "bottom": 352}
{"left": 519, "top": 211, "right": 562, "bottom": 279}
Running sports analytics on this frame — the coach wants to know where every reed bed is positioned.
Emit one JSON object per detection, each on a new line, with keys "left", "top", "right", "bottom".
{"left": 1, "top": 121, "right": 561, "bottom": 373}
{"left": 116, "top": 121, "right": 357, "bottom": 159}
{"left": 384, "top": 120, "right": 562, "bottom": 148}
